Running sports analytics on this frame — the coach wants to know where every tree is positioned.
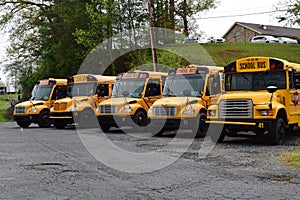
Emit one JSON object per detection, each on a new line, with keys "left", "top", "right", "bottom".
{"left": 277, "top": 0, "right": 300, "bottom": 25}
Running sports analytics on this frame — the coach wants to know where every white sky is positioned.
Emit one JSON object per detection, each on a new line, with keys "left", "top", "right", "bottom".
{"left": 0, "top": 0, "right": 299, "bottom": 83}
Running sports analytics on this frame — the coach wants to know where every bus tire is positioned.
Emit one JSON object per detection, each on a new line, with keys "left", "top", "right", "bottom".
{"left": 37, "top": 110, "right": 51, "bottom": 128}
{"left": 269, "top": 117, "right": 285, "bottom": 145}
{"left": 209, "top": 124, "right": 226, "bottom": 143}
{"left": 192, "top": 113, "right": 207, "bottom": 138}
{"left": 16, "top": 121, "right": 31, "bottom": 128}
{"left": 77, "top": 110, "right": 97, "bottom": 129}
{"left": 150, "top": 128, "right": 165, "bottom": 137}
{"left": 54, "top": 121, "right": 66, "bottom": 129}
{"left": 133, "top": 110, "right": 148, "bottom": 127}
{"left": 99, "top": 123, "right": 111, "bottom": 133}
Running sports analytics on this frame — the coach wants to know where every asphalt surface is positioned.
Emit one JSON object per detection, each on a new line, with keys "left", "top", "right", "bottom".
{"left": 1, "top": 122, "right": 300, "bottom": 200}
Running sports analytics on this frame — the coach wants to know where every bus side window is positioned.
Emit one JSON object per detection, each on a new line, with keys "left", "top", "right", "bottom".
{"left": 207, "top": 74, "right": 221, "bottom": 96}
{"left": 145, "top": 79, "right": 160, "bottom": 97}
{"left": 294, "top": 72, "right": 300, "bottom": 89}
{"left": 97, "top": 84, "right": 109, "bottom": 97}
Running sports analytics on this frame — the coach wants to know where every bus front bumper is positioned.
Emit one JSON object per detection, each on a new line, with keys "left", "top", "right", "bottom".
{"left": 14, "top": 114, "right": 39, "bottom": 123}
{"left": 206, "top": 120, "right": 273, "bottom": 132}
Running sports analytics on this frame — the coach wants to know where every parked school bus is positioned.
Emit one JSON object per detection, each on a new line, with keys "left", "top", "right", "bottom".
{"left": 97, "top": 70, "right": 167, "bottom": 132}
{"left": 207, "top": 57, "right": 300, "bottom": 144}
{"left": 13, "top": 78, "right": 67, "bottom": 128}
{"left": 50, "top": 74, "right": 115, "bottom": 129}
{"left": 148, "top": 65, "right": 223, "bottom": 137}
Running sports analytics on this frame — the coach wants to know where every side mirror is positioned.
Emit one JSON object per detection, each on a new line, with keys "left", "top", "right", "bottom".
{"left": 183, "top": 89, "right": 191, "bottom": 97}
{"left": 267, "top": 86, "right": 277, "bottom": 94}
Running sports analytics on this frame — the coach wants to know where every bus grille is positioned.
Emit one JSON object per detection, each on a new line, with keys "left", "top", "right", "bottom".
{"left": 99, "top": 105, "right": 117, "bottom": 114}
{"left": 153, "top": 106, "right": 177, "bottom": 116}
{"left": 15, "top": 106, "right": 26, "bottom": 114}
{"left": 219, "top": 99, "right": 253, "bottom": 119}
{"left": 53, "top": 102, "right": 67, "bottom": 111}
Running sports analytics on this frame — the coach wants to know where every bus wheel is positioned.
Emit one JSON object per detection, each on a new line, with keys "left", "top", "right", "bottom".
{"left": 269, "top": 117, "right": 285, "bottom": 145}
{"left": 99, "top": 123, "right": 111, "bottom": 133}
{"left": 209, "top": 124, "right": 226, "bottom": 143}
{"left": 16, "top": 121, "right": 31, "bottom": 128}
{"left": 192, "top": 113, "right": 207, "bottom": 138}
{"left": 77, "top": 110, "right": 97, "bottom": 129}
{"left": 54, "top": 121, "right": 66, "bottom": 129}
{"left": 38, "top": 110, "right": 51, "bottom": 128}
{"left": 150, "top": 128, "right": 165, "bottom": 137}
{"left": 133, "top": 110, "right": 148, "bottom": 127}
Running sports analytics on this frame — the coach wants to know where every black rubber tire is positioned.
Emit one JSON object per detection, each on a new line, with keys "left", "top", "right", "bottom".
{"left": 77, "top": 110, "right": 97, "bottom": 129}
{"left": 99, "top": 123, "right": 111, "bottom": 133}
{"left": 150, "top": 128, "right": 165, "bottom": 137}
{"left": 37, "top": 110, "right": 51, "bottom": 128}
{"left": 132, "top": 110, "right": 148, "bottom": 127}
{"left": 54, "top": 121, "right": 66, "bottom": 129}
{"left": 16, "top": 121, "right": 31, "bottom": 128}
{"left": 192, "top": 113, "right": 207, "bottom": 138}
{"left": 208, "top": 124, "right": 226, "bottom": 143}
{"left": 268, "top": 117, "right": 285, "bottom": 145}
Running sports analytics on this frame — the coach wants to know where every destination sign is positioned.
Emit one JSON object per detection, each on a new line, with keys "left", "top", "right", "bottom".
{"left": 236, "top": 58, "right": 270, "bottom": 72}
{"left": 176, "top": 66, "right": 197, "bottom": 74}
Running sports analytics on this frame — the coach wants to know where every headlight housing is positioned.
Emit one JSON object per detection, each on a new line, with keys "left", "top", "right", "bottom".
{"left": 182, "top": 109, "right": 195, "bottom": 115}
{"left": 208, "top": 110, "right": 216, "bottom": 116}
{"left": 69, "top": 107, "right": 80, "bottom": 112}
{"left": 122, "top": 107, "right": 132, "bottom": 113}
{"left": 260, "top": 110, "right": 275, "bottom": 116}
{"left": 28, "top": 108, "right": 37, "bottom": 113}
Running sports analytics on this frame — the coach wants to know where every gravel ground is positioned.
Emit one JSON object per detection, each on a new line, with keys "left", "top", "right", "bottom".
{"left": 1, "top": 122, "right": 300, "bottom": 199}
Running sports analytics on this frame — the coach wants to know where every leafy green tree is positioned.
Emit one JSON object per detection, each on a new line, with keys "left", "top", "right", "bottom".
{"left": 277, "top": 0, "right": 300, "bottom": 25}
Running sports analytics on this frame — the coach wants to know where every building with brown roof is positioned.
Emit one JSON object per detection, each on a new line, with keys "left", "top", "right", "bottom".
{"left": 223, "top": 22, "right": 300, "bottom": 43}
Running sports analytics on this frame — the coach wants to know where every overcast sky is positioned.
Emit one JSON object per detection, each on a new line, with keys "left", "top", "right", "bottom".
{"left": 0, "top": 0, "right": 298, "bottom": 83}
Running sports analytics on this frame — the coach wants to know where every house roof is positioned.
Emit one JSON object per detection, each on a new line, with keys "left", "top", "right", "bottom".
{"left": 223, "top": 22, "right": 300, "bottom": 39}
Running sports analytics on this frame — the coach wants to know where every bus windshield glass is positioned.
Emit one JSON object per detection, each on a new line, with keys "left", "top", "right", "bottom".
{"left": 67, "top": 82, "right": 97, "bottom": 97}
{"left": 112, "top": 78, "right": 146, "bottom": 98}
{"left": 163, "top": 74, "right": 205, "bottom": 97}
{"left": 30, "top": 85, "right": 54, "bottom": 101}
{"left": 225, "top": 71, "right": 286, "bottom": 91}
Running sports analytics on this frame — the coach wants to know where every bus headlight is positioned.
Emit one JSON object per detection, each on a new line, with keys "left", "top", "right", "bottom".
{"left": 260, "top": 110, "right": 275, "bottom": 116}
{"left": 69, "top": 107, "right": 80, "bottom": 112}
{"left": 122, "top": 108, "right": 132, "bottom": 113}
{"left": 208, "top": 110, "right": 216, "bottom": 116}
{"left": 29, "top": 108, "right": 37, "bottom": 113}
{"left": 182, "top": 109, "right": 195, "bottom": 115}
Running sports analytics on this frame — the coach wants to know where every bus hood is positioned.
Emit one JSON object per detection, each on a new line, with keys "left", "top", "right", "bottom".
{"left": 152, "top": 96, "right": 201, "bottom": 107}
{"left": 55, "top": 96, "right": 92, "bottom": 104}
{"left": 219, "top": 91, "right": 274, "bottom": 105}
{"left": 15, "top": 100, "right": 45, "bottom": 107}
{"left": 101, "top": 97, "right": 140, "bottom": 106}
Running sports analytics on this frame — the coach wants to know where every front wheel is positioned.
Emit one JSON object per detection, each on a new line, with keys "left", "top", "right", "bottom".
{"left": 268, "top": 117, "right": 285, "bottom": 145}
{"left": 54, "top": 121, "right": 66, "bottom": 129}
{"left": 16, "top": 121, "right": 31, "bottom": 128}
{"left": 99, "top": 123, "right": 111, "bottom": 133}
{"left": 76, "top": 110, "right": 98, "bottom": 129}
{"left": 131, "top": 110, "right": 148, "bottom": 132}
{"left": 192, "top": 113, "right": 207, "bottom": 138}
{"left": 38, "top": 110, "right": 51, "bottom": 128}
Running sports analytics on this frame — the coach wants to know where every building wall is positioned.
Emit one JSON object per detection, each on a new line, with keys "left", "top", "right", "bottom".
{"left": 224, "top": 24, "right": 259, "bottom": 43}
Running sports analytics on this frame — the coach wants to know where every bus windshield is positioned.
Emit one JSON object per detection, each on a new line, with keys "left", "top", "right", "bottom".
{"left": 163, "top": 74, "right": 205, "bottom": 97}
{"left": 112, "top": 78, "right": 146, "bottom": 98}
{"left": 67, "top": 82, "right": 97, "bottom": 97}
{"left": 225, "top": 71, "right": 286, "bottom": 91}
{"left": 30, "top": 85, "right": 54, "bottom": 101}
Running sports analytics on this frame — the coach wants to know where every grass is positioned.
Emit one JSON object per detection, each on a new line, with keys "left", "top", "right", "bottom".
{"left": 280, "top": 150, "right": 300, "bottom": 168}
{"left": 0, "top": 94, "right": 18, "bottom": 122}
{"left": 163, "top": 42, "right": 300, "bottom": 67}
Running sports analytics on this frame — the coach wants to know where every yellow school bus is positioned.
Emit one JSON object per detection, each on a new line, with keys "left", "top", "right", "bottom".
{"left": 96, "top": 70, "right": 167, "bottom": 132}
{"left": 207, "top": 57, "right": 300, "bottom": 144}
{"left": 148, "top": 65, "right": 223, "bottom": 137}
{"left": 50, "top": 74, "right": 115, "bottom": 129}
{"left": 13, "top": 78, "right": 67, "bottom": 128}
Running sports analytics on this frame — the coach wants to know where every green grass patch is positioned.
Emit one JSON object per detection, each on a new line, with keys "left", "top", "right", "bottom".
{"left": 163, "top": 43, "right": 300, "bottom": 67}
{"left": 0, "top": 94, "right": 18, "bottom": 122}
{"left": 280, "top": 150, "right": 300, "bottom": 168}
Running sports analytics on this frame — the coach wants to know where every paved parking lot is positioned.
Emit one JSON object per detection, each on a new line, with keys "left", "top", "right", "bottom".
{"left": 1, "top": 122, "right": 300, "bottom": 199}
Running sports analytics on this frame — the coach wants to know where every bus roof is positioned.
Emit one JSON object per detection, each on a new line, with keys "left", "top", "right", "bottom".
{"left": 37, "top": 78, "right": 67, "bottom": 86}
{"left": 169, "top": 65, "right": 223, "bottom": 75}
{"left": 118, "top": 71, "right": 167, "bottom": 79}
{"left": 69, "top": 74, "right": 116, "bottom": 84}
{"left": 225, "top": 57, "right": 300, "bottom": 73}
